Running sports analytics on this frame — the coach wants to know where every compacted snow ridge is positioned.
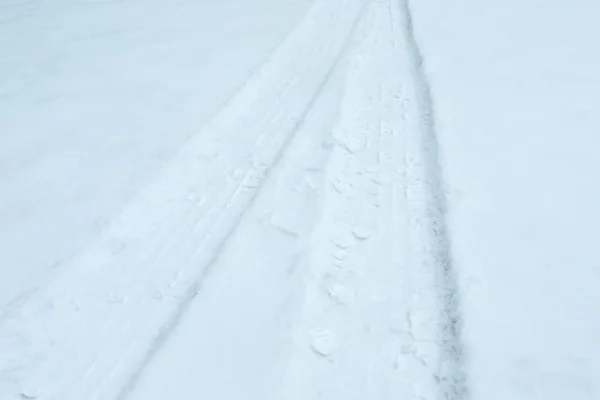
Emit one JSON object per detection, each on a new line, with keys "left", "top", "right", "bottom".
{"left": 280, "top": 0, "right": 465, "bottom": 398}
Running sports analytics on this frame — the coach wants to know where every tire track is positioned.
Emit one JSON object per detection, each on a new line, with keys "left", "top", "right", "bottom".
{"left": 394, "top": 0, "right": 468, "bottom": 397}
{"left": 124, "top": 37, "right": 353, "bottom": 400}
{"left": 117, "top": 8, "right": 365, "bottom": 399}
{"left": 280, "top": 0, "right": 467, "bottom": 398}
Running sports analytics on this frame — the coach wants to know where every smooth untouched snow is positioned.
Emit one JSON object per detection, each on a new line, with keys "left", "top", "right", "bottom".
{"left": 1, "top": 0, "right": 599, "bottom": 399}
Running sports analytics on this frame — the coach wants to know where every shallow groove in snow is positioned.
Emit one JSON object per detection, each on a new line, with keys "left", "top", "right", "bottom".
{"left": 399, "top": 0, "right": 468, "bottom": 397}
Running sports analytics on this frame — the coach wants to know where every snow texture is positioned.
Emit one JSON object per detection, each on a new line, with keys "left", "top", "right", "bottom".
{"left": 1, "top": 0, "right": 599, "bottom": 399}
{"left": 411, "top": 0, "right": 600, "bottom": 399}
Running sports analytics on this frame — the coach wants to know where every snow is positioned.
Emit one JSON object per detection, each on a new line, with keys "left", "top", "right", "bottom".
{"left": 124, "top": 48, "right": 348, "bottom": 399}
{"left": 410, "top": 0, "right": 600, "bottom": 398}
{"left": 1, "top": 0, "right": 600, "bottom": 399}
{"left": 0, "top": 0, "right": 312, "bottom": 310}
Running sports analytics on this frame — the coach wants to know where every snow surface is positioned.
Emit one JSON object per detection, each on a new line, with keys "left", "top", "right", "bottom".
{"left": 411, "top": 1, "right": 600, "bottom": 399}
{"left": 1, "top": 0, "right": 599, "bottom": 399}
{"left": 0, "top": 0, "right": 312, "bottom": 310}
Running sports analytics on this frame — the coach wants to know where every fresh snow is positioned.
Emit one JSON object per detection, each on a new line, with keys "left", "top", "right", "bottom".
{"left": 0, "top": 0, "right": 312, "bottom": 310}
{"left": 411, "top": 1, "right": 600, "bottom": 399}
{"left": 1, "top": 0, "right": 599, "bottom": 399}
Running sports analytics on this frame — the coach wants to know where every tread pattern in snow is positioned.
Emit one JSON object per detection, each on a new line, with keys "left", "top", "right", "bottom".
{"left": 281, "top": 0, "right": 467, "bottom": 398}
{"left": 398, "top": 0, "right": 467, "bottom": 397}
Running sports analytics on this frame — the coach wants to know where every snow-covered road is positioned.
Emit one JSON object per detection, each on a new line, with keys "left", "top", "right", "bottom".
{"left": 1, "top": 0, "right": 599, "bottom": 399}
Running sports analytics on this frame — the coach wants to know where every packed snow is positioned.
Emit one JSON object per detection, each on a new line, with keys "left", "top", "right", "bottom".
{"left": 1, "top": 0, "right": 598, "bottom": 399}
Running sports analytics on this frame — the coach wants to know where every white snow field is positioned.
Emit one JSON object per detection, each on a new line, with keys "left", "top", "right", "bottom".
{"left": 1, "top": 0, "right": 599, "bottom": 399}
